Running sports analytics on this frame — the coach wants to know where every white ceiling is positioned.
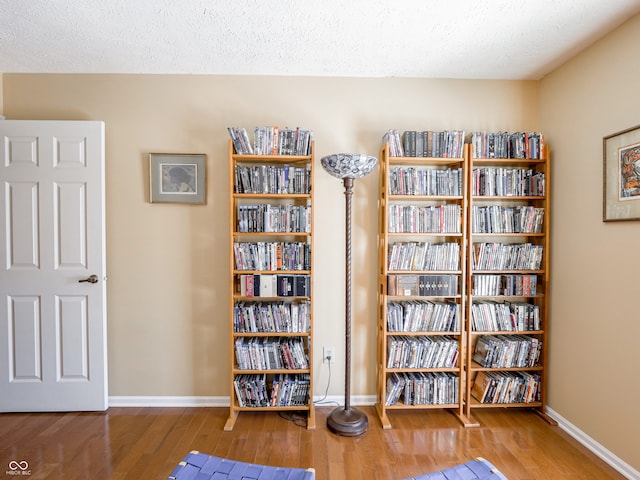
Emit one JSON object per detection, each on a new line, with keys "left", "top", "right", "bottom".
{"left": 2, "top": 0, "right": 640, "bottom": 80}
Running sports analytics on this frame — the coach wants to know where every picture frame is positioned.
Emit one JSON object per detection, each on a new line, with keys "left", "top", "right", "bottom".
{"left": 149, "top": 153, "right": 206, "bottom": 204}
{"left": 603, "top": 125, "right": 640, "bottom": 221}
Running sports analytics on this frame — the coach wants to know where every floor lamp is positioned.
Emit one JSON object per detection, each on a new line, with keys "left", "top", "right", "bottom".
{"left": 320, "top": 153, "right": 378, "bottom": 437}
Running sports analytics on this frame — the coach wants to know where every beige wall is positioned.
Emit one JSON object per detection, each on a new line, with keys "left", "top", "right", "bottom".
{"left": 539, "top": 13, "right": 640, "bottom": 471}
{"left": 2, "top": 75, "right": 538, "bottom": 399}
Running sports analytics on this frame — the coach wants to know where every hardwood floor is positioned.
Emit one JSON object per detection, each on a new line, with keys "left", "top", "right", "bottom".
{"left": 0, "top": 406, "right": 626, "bottom": 480}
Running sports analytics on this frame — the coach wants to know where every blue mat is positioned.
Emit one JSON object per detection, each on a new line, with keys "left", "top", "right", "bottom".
{"left": 169, "top": 451, "right": 505, "bottom": 480}
{"left": 168, "top": 450, "right": 315, "bottom": 480}
{"left": 403, "top": 457, "right": 508, "bottom": 480}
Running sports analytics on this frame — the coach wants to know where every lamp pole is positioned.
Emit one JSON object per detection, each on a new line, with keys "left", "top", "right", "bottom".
{"left": 326, "top": 176, "right": 369, "bottom": 436}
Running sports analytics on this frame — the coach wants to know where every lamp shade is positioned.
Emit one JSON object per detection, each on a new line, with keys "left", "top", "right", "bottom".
{"left": 320, "top": 153, "right": 378, "bottom": 179}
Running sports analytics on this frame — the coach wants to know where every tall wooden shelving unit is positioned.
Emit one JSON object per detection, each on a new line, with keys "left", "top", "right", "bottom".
{"left": 375, "top": 136, "right": 476, "bottom": 429}
{"left": 464, "top": 134, "right": 555, "bottom": 426}
{"left": 225, "top": 138, "right": 316, "bottom": 431}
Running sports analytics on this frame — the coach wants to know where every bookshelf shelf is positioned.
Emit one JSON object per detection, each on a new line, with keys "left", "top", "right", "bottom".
{"left": 470, "top": 363, "right": 545, "bottom": 371}
{"left": 232, "top": 154, "right": 311, "bottom": 162}
{"left": 233, "top": 332, "right": 312, "bottom": 338}
{"left": 386, "top": 233, "right": 465, "bottom": 239}
{"left": 376, "top": 132, "right": 474, "bottom": 429}
{"left": 233, "top": 233, "right": 311, "bottom": 239}
{"left": 384, "top": 403, "right": 460, "bottom": 410}
{"left": 232, "top": 405, "right": 313, "bottom": 412}
{"left": 385, "top": 295, "right": 464, "bottom": 300}
{"left": 472, "top": 269, "right": 544, "bottom": 274}
{"left": 388, "top": 156, "right": 464, "bottom": 166}
{"left": 471, "top": 158, "right": 546, "bottom": 166}
{"left": 388, "top": 195, "right": 465, "bottom": 200}
{"left": 233, "top": 193, "right": 312, "bottom": 199}
{"left": 384, "top": 367, "right": 461, "bottom": 373}
{"left": 232, "top": 296, "right": 311, "bottom": 300}
{"left": 387, "top": 268, "right": 464, "bottom": 273}
{"left": 383, "top": 331, "right": 462, "bottom": 337}
{"left": 225, "top": 138, "right": 316, "bottom": 431}
{"left": 233, "top": 270, "right": 312, "bottom": 275}
{"left": 472, "top": 233, "right": 545, "bottom": 237}
{"left": 468, "top": 401, "right": 543, "bottom": 408}
{"left": 472, "top": 295, "right": 545, "bottom": 299}
{"left": 232, "top": 368, "right": 312, "bottom": 374}
{"left": 469, "top": 330, "right": 544, "bottom": 335}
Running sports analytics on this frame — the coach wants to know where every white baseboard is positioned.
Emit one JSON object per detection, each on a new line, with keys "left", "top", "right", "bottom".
{"left": 108, "top": 396, "right": 228, "bottom": 407}
{"left": 312, "top": 394, "right": 377, "bottom": 407}
{"left": 546, "top": 407, "right": 639, "bottom": 480}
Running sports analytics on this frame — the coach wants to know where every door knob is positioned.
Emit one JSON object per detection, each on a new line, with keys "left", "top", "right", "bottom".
{"left": 79, "top": 274, "right": 99, "bottom": 284}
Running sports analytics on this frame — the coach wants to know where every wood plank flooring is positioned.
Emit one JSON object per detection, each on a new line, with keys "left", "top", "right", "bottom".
{"left": 0, "top": 406, "right": 626, "bottom": 480}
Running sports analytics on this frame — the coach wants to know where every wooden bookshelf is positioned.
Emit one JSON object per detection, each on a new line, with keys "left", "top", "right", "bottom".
{"left": 375, "top": 132, "right": 475, "bottom": 429}
{"left": 464, "top": 133, "right": 556, "bottom": 426}
{"left": 225, "top": 137, "right": 316, "bottom": 431}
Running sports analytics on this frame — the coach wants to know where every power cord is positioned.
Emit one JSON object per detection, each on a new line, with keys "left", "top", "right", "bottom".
{"left": 279, "top": 411, "right": 307, "bottom": 428}
{"left": 314, "top": 356, "right": 340, "bottom": 407}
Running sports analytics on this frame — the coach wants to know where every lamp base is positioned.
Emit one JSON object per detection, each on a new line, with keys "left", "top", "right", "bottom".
{"left": 327, "top": 406, "right": 369, "bottom": 436}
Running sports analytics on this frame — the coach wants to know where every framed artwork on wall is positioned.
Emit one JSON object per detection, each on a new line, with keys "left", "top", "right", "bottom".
{"left": 149, "top": 153, "right": 206, "bottom": 204}
{"left": 603, "top": 125, "right": 640, "bottom": 221}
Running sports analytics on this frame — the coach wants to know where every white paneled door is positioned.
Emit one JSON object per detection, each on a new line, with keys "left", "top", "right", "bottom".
{"left": 0, "top": 120, "right": 107, "bottom": 411}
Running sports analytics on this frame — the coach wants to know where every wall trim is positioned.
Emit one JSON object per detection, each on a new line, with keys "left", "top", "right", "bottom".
{"left": 546, "top": 407, "right": 639, "bottom": 480}
{"left": 108, "top": 396, "right": 228, "bottom": 408}
{"left": 312, "top": 395, "right": 377, "bottom": 407}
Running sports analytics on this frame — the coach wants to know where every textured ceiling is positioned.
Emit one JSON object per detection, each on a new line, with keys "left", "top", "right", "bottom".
{"left": 2, "top": 0, "right": 640, "bottom": 79}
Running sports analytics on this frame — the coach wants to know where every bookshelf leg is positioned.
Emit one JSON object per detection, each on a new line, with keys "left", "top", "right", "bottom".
{"left": 307, "top": 406, "right": 316, "bottom": 430}
{"left": 375, "top": 403, "right": 392, "bottom": 429}
{"left": 224, "top": 410, "right": 238, "bottom": 431}
{"left": 534, "top": 408, "right": 558, "bottom": 426}
{"left": 456, "top": 411, "right": 480, "bottom": 428}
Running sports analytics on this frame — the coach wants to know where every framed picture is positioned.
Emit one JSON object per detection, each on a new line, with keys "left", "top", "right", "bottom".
{"left": 603, "top": 125, "right": 640, "bottom": 221}
{"left": 149, "top": 153, "right": 206, "bottom": 204}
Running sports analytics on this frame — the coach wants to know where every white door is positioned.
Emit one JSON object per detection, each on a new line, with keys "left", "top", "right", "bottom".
{"left": 0, "top": 120, "right": 107, "bottom": 412}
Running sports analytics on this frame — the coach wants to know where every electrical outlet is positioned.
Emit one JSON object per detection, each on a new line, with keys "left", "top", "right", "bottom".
{"left": 323, "top": 346, "right": 335, "bottom": 364}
